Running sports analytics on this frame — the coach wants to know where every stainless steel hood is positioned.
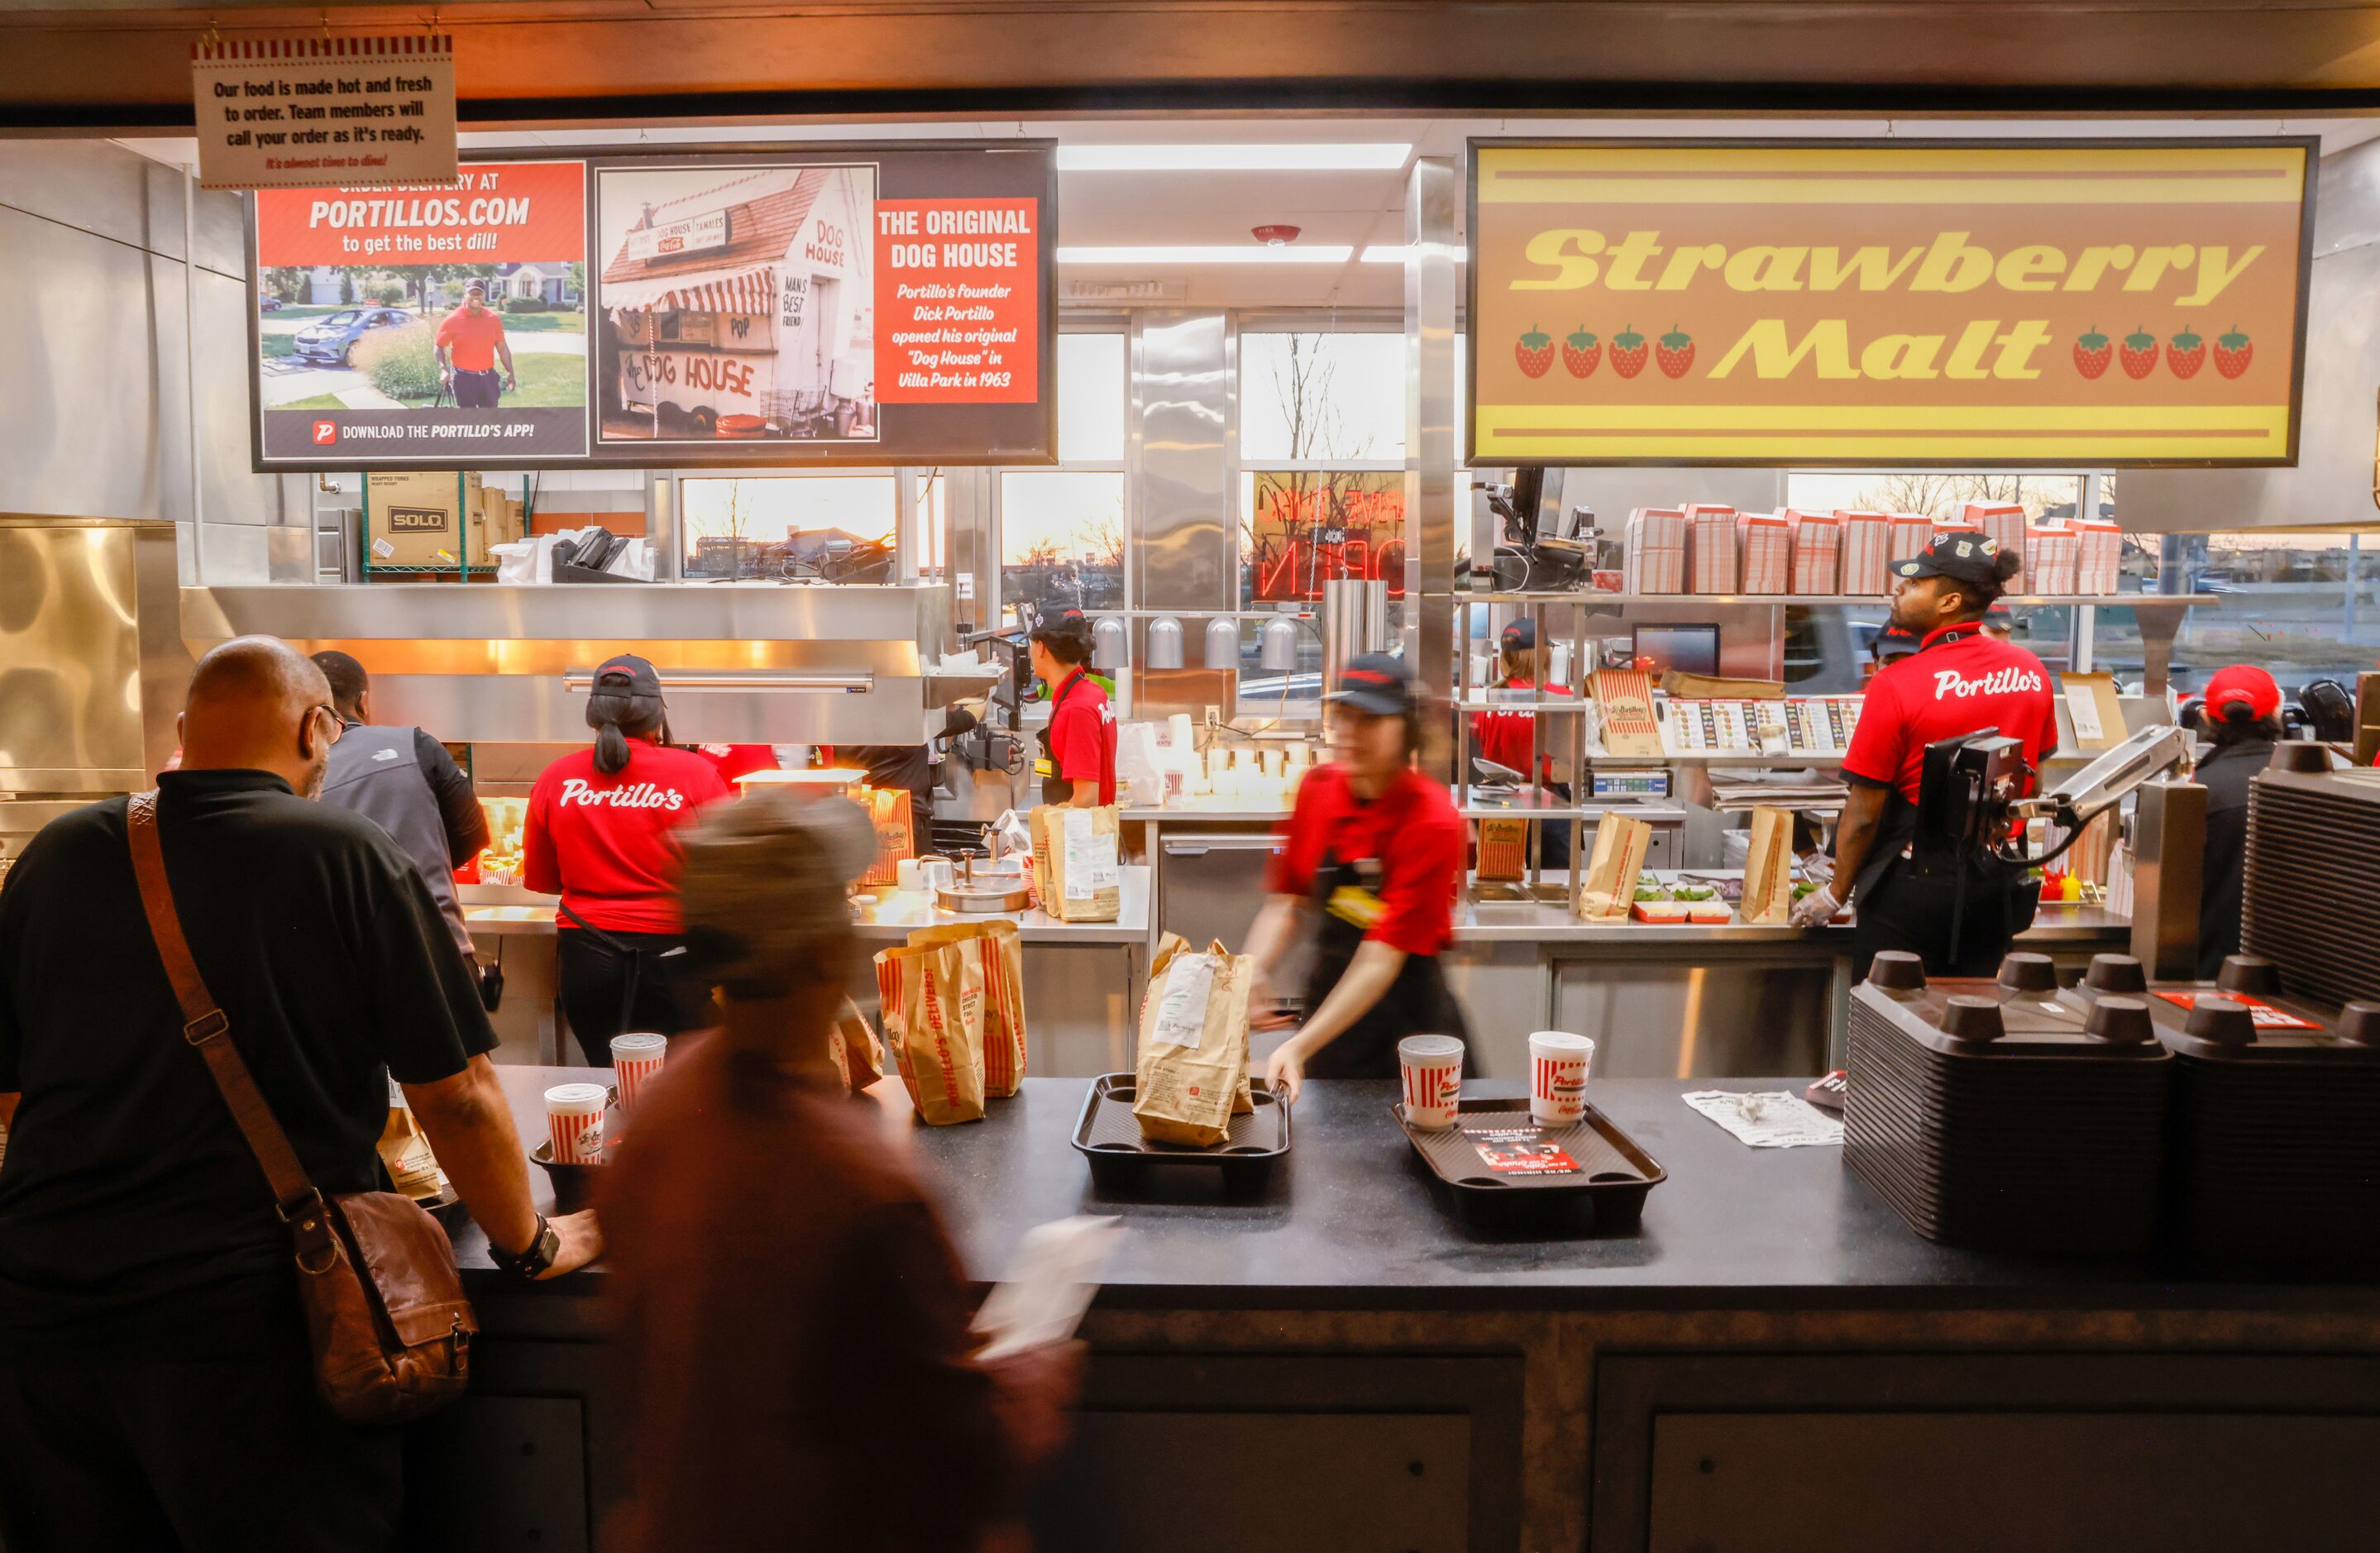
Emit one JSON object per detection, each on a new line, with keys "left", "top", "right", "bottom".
{"left": 179, "top": 582, "right": 957, "bottom": 745}
{"left": 1, "top": 514, "right": 185, "bottom": 795}
{"left": 2121, "top": 139, "right": 2380, "bottom": 534}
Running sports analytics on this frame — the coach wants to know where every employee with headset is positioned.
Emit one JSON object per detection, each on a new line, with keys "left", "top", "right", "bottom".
{"left": 1794, "top": 535, "right": 2059, "bottom": 977}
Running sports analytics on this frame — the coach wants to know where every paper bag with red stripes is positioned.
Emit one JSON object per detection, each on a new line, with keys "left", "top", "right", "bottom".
{"left": 906, "top": 918, "right": 1028, "bottom": 1097}
{"left": 874, "top": 939, "right": 986, "bottom": 1125}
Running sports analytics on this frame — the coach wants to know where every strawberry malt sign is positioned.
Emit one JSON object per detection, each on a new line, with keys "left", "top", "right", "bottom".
{"left": 1468, "top": 140, "right": 2315, "bottom": 467}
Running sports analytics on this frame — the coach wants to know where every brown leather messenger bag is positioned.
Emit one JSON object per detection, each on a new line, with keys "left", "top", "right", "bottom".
{"left": 125, "top": 790, "right": 476, "bottom": 1426}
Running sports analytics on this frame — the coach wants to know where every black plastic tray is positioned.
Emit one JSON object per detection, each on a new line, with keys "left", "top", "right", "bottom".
{"left": 1394, "top": 1097, "right": 1665, "bottom": 1232}
{"left": 1071, "top": 1073, "right": 1289, "bottom": 1197}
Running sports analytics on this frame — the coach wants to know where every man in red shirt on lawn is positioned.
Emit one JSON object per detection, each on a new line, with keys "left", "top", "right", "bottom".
{"left": 436, "top": 280, "right": 517, "bottom": 409}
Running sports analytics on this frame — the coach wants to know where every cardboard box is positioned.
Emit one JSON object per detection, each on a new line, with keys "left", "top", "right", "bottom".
{"left": 1737, "top": 510, "right": 1792, "bottom": 595}
{"left": 2028, "top": 523, "right": 2078, "bottom": 595}
{"left": 1684, "top": 504, "right": 1738, "bottom": 593}
{"left": 1962, "top": 502, "right": 2029, "bottom": 581}
{"left": 1623, "top": 508, "right": 1686, "bottom": 595}
{"left": 1838, "top": 510, "right": 1892, "bottom": 594}
{"left": 366, "top": 471, "right": 487, "bottom": 570}
{"left": 1785, "top": 509, "right": 1841, "bottom": 595}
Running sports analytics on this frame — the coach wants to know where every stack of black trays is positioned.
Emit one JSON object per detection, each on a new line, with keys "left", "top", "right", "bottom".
{"left": 2240, "top": 761, "right": 2380, "bottom": 1008}
{"left": 1845, "top": 949, "right": 2170, "bottom": 1254}
{"left": 2122, "top": 954, "right": 2380, "bottom": 1272}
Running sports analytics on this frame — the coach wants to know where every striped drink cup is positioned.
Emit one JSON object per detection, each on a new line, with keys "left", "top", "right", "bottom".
{"left": 1397, "top": 1035, "right": 1465, "bottom": 1130}
{"left": 1528, "top": 1031, "right": 1595, "bottom": 1126}
{"left": 544, "top": 1082, "right": 608, "bottom": 1163}
{"left": 609, "top": 1032, "right": 668, "bottom": 1111}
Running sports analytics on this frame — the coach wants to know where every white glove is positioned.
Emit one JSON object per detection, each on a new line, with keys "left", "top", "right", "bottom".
{"left": 1790, "top": 884, "right": 1842, "bottom": 929}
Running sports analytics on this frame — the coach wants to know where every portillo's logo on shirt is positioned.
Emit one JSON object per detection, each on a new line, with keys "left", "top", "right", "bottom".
{"left": 1931, "top": 666, "right": 2046, "bottom": 701}
{"left": 557, "top": 778, "right": 687, "bottom": 810}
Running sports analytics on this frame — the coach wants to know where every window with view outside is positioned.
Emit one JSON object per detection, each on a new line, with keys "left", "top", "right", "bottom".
{"left": 999, "top": 471, "right": 1125, "bottom": 620}
{"left": 1237, "top": 333, "right": 1405, "bottom": 714}
{"left": 1780, "top": 471, "right": 2098, "bottom": 689}
{"left": 678, "top": 475, "right": 896, "bottom": 581}
{"left": 2095, "top": 528, "right": 2380, "bottom": 703}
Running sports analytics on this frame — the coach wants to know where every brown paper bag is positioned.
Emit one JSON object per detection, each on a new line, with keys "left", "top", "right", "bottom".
{"left": 1032, "top": 803, "right": 1121, "bottom": 922}
{"left": 1576, "top": 811, "right": 1652, "bottom": 920}
{"left": 1133, "top": 935, "right": 1255, "bottom": 1147}
{"left": 827, "top": 996, "right": 887, "bottom": 1095}
{"left": 1741, "top": 805, "right": 1796, "bottom": 925}
{"left": 873, "top": 939, "right": 986, "bottom": 1125}
{"left": 906, "top": 919, "right": 1027, "bottom": 1097}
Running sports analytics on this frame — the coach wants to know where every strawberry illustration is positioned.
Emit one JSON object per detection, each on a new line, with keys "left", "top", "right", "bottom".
{"left": 2073, "top": 325, "right": 2112, "bottom": 380}
{"left": 1609, "top": 324, "right": 1649, "bottom": 379}
{"left": 1516, "top": 326, "right": 1554, "bottom": 380}
{"left": 2213, "top": 325, "right": 2253, "bottom": 380}
{"left": 2118, "top": 325, "right": 2158, "bottom": 380}
{"left": 2167, "top": 326, "right": 2206, "bottom": 380}
{"left": 1561, "top": 325, "right": 1599, "bottom": 377}
{"left": 1656, "top": 324, "right": 1695, "bottom": 379}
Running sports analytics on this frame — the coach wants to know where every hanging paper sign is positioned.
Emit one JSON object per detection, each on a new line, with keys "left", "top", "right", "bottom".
{"left": 194, "top": 35, "right": 457, "bottom": 191}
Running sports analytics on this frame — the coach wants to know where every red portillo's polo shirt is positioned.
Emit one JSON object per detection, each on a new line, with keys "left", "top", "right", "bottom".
{"left": 1265, "top": 765, "right": 1465, "bottom": 956}
{"left": 435, "top": 304, "right": 506, "bottom": 373}
{"left": 1841, "top": 621, "right": 2060, "bottom": 804}
{"left": 1469, "top": 676, "right": 1575, "bottom": 781}
{"left": 524, "top": 740, "right": 731, "bottom": 934}
{"left": 1046, "top": 668, "right": 1117, "bottom": 805}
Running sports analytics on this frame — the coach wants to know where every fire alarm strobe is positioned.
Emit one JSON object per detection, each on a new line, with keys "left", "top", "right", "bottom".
{"left": 1251, "top": 224, "right": 1302, "bottom": 246}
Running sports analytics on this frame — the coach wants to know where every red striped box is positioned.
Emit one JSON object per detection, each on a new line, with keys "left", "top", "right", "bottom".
{"left": 1737, "top": 510, "right": 1792, "bottom": 595}
{"left": 609, "top": 1033, "right": 667, "bottom": 1112}
{"left": 1785, "top": 509, "right": 1842, "bottom": 595}
{"left": 544, "top": 1082, "right": 608, "bottom": 1163}
{"left": 1527, "top": 1031, "right": 1595, "bottom": 1125}
{"left": 1838, "top": 510, "right": 1892, "bottom": 595}
{"left": 1684, "top": 504, "right": 1739, "bottom": 593}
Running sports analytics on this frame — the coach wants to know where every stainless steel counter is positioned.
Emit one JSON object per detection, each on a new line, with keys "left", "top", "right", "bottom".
{"left": 851, "top": 865, "right": 1151, "bottom": 944}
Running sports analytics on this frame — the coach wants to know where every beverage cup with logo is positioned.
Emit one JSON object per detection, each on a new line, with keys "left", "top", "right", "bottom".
{"left": 1398, "top": 1035, "right": 1465, "bottom": 1130}
{"left": 609, "top": 1032, "right": 667, "bottom": 1111}
{"left": 1528, "top": 1031, "right": 1595, "bottom": 1126}
{"left": 544, "top": 1082, "right": 609, "bottom": 1163}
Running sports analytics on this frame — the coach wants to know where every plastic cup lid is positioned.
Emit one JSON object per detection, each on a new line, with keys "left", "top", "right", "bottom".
{"left": 1398, "top": 1035, "right": 1463, "bottom": 1061}
{"left": 544, "top": 1082, "right": 609, "bottom": 1113}
{"left": 1528, "top": 1030, "right": 1594, "bottom": 1054}
{"left": 610, "top": 1032, "right": 667, "bottom": 1054}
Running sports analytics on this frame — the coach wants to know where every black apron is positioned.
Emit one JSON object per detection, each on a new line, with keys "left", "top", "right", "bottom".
{"left": 1298, "top": 847, "right": 1471, "bottom": 1080}
{"left": 1036, "top": 671, "right": 1088, "bottom": 806}
{"left": 1848, "top": 777, "right": 2038, "bottom": 980}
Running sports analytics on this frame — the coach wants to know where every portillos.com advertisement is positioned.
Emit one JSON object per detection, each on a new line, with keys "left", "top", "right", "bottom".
{"left": 248, "top": 143, "right": 1057, "bottom": 471}
{"left": 251, "top": 160, "right": 589, "bottom": 464}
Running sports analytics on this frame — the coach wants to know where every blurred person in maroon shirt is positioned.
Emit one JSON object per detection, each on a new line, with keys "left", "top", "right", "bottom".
{"left": 600, "top": 792, "right": 1081, "bottom": 1553}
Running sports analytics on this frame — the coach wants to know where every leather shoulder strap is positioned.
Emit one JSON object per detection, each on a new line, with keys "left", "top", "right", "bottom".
{"left": 126, "top": 791, "right": 323, "bottom": 1217}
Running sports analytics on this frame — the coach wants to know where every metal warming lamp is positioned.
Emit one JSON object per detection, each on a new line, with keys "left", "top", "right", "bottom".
{"left": 1145, "top": 614, "right": 1184, "bottom": 670}
{"left": 1258, "top": 614, "right": 1299, "bottom": 671}
{"left": 1204, "top": 614, "right": 1243, "bottom": 670}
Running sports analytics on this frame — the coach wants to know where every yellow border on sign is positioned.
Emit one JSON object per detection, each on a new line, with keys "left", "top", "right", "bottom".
{"left": 1474, "top": 403, "right": 2292, "bottom": 459}
{"left": 1476, "top": 145, "right": 2308, "bottom": 205}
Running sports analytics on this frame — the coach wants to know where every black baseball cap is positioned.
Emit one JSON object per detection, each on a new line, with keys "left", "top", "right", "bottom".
{"left": 592, "top": 652, "right": 662, "bottom": 697}
{"left": 1893, "top": 533, "right": 2004, "bottom": 590}
{"left": 1328, "top": 652, "right": 1417, "bottom": 717}
{"left": 1500, "top": 619, "right": 1536, "bottom": 651}
{"left": 1872, "top": 625, "right": 1922, "bottom": 664}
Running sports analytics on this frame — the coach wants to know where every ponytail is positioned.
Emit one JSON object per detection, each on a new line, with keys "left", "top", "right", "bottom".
{"left": 585, "top": 682, "right": 665, "bottom": 774}
{"left": 595, "top": 719, "right": 632, "bottom": 776}
{"left": 1957, "top": 548, "right": 2025, "bottom": 616}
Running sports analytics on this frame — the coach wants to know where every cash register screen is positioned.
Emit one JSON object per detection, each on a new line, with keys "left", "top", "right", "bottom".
{"left": 1632, "top": 624, "right": 1719, "bottom": 677}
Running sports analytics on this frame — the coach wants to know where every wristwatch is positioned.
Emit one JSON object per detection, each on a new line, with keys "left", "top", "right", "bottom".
{"left": 489, "top": 1213, "right": 560, "bottom": 1280}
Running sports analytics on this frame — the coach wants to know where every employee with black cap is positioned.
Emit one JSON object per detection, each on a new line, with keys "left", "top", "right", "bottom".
{"left": 1247, "top": 654, "right": 1470, "bottom": 1099}
{"left": 524, "top": 654, "right": 732, "bottom": 1063}
{"left": 1028, "top": 612, "right": 1116, "bottom": 807}
{"left": 1795, "top": 534, "right": 2058, "bottom": 977}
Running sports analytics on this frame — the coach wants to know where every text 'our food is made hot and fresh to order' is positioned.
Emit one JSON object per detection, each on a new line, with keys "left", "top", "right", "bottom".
{"left": 1470, "top": 142, "right": 2311, "bottom": 463}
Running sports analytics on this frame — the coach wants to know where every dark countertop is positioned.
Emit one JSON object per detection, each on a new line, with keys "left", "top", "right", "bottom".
{"left": 468, "top": 1063, "right": 2380, "bottom": 1314}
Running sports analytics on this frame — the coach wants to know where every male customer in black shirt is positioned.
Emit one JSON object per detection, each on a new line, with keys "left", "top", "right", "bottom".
{"left": 0, "top": 636, "right": 600, "bottom": 1553}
